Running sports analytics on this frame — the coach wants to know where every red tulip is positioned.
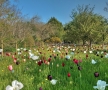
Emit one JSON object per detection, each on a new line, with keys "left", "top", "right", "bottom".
{"left": 62, "top": 63, "right": 65, "bottom": 67}
{"left": 86, "top": 54, "right": 88, "bottom": 58}
{"left": 44, "top": 60, "right": 46, "bottom": 63}
{"left": 48, "top": 58, "right": 51, "bottom": 62}
{"left": 38, "top": 61, "right": 42, "bottom": 66}
{"left": 14, "top": 58, "right": 17, "bottom": 60}
{"left": 6, "top": 53, "right": 11, "bottom": 56}
{"left": 67, "top": 73, "right": 71, "bottom": 77}
{"left": 40, "top": 60, "right": 43, "bottom": 63}
{"left": 73, "top": 59, "right": 78, "bottom": 64}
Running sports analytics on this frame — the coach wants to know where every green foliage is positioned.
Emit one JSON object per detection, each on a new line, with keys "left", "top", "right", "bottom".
{"left": 50, "top": 37, "right": 62, "bottom": 43}
{"left": 47, "top": 17, "right": 64, "bottom": 40}
{"left": 3, "top": 46, "right": 15, "bottom": 52}
{"left": 25, "top": 33, "right": 35, "bottom": 47}
{"left": 45, "top": 37, "right": 62, "bottom": 43}
{"left": 64, "top": 5, "right": 108, "bottom": 45}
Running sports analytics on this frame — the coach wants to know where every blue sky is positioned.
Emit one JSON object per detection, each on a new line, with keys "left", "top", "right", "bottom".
{"left": 11, "top": 0, "right": 108, "bottom": 24}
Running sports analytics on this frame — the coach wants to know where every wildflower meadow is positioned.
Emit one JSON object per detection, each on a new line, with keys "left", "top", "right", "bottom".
{"left": 0, "top": 44, "right": 108, "bottom": 90}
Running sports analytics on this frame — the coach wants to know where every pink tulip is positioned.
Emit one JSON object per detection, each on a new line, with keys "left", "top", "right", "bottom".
{"left": 12, "top": 55, "right": 15, "bottom": 59}
{"left": 14, "top": 60, "right": 16, "bottom": 63}
{"left": 8, "top": 65, "right": 13, "bottom": 71}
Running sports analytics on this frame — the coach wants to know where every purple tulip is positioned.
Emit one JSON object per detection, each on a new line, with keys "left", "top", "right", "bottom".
{"left": 94, "top": 72, "right": 99, "bottom": 77}
{"left": 78, "top": 66, "right": 82, "bottom": 70}
{"left": 16, "top": 61, "right": 20, "bottom": 65}
{"left": 47, "top": 75, "right": 52, "bottom": 81}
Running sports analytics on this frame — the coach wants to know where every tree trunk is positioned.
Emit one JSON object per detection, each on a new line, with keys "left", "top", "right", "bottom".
{"left": 102, "top": 41, "right": 104, "bottom": 50}
{"left": 102, "top": 34, "right": 105, "bottom": 50}
{"left": 89, "top": 40, "right": 92, "bottom": 50}
{"left": 82, "top": 39, "right": 85, "bottom": 46}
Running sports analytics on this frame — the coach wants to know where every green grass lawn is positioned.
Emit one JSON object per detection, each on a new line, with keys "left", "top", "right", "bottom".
{"left": 0, "top": 45, "right": 108, "bottom": 90}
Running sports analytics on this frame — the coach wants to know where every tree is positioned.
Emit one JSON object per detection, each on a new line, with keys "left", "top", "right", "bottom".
{"left": 65, "top": 5, "right": 107, "bottom": 48}
{"left": 28, "top": 15, "right": 54, "bottom": 46}
{"left": 97, "top": 18, "right": 108, "bottom": 48}
{"left": 47, "top": 17, "right": 64, "bottom": 40}
{"left": 64, "top": 21, "right": 81, "bottom": 44}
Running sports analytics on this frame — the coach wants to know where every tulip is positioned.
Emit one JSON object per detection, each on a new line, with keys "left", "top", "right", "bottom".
{"left": 73, "top": 59, "right": 78, "bottom": 65}
{"left": 23, "top": 59, "right": 26, "bottom": 62}
{"left": 47, "top": 75, "right": 52, "bottom": 81}
{"left": 92, "top": 59, "right": 97, "bottom": 64}
{"left": 50, "top": 79, "right": 57, "bottom": 85}
{"left": 12, "top": 55, "right": 14, "bottom": 59}
{"left": 16, "top": 61, "right": 20, "bottom": 65}
{"left": 101, "top": 55, "right": 103, "bottom": 58}
{"left": 57, "top": 64, "right": 59, "bottom": 67}
{"left": 14, "top": 60, "right": 16, "bottom": 63}
{"left": 8, "top": 65, "right": 13, "bottom": 71}
{"left": 6, "top": 53, "right": 11, "bottom": 56}
{"left": 86, "top": 54, "right": 88, "bottom": 59}
{"left": 94, "top": 72, "right": 99, "bottom": 77}
{"left": 84, "top": 51, "right": 86, "bottom": 53}
{"left": 93, "top": 80, "right": 108, "bottom": 90}
{"left": 39, "top": 69, "right": 41, "bottom": 72}
{"left": 65, "top": 55, "right": 71, "bottom": 60}
{"left": 38, "top": 61, "right": 42, "bottom": 66}
{"left": 48, "top": 58, "right": 51, "bottom": 62}
{"left": 96, "top": 54, "right": 99, "bottom": 56}
{"left": 78, "top": 66, "right": 82, "bottom": 70}
{"left": 67, "top": 73, "right": 71, "bottom": 77}
{"left": 6, "top": 80, "right": 23, "bottom": 90}
{"left": 44, "top": 60, "right": 46, "bottom": 63}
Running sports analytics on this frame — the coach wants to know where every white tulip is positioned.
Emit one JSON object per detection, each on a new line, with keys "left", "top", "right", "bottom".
{"left": 93, "top": 80, "right": 108, "bottom": 90}
{"left": 50, "top": 79, "right": 57, "bottom": 85}
{"left": 31, "top": 55, "right": 39, "bottom": 60}
{"left": 89, "top": 51, "right": 93, "bottom": 53}
{"left": 6, "top": 80, "right": 23, "bottom": 90}
{"left": 84, "top": 51, "right": 86, "bottom": 53}
{"left": 91, "top": 59, "right": 97, "bottom": 64}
